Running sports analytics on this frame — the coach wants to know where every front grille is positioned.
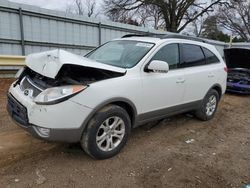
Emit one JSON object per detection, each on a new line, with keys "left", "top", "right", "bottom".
{"left": 20, "top": 76, "right": 43, "bottom": 98}
{"left": 7, "top": 94, "right": 29, "bottom": 126}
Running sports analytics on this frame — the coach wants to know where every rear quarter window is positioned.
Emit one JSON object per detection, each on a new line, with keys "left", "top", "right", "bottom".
{"left": 202, "top": 47, "right": 220, "bottom": 64}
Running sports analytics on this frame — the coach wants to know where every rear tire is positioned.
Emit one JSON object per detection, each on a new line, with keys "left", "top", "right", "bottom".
{"left": 195, "top": 89, "right": 219, "bottom": 121}
{"left": 80, "top": 105, "right": 131, "bottom": 159}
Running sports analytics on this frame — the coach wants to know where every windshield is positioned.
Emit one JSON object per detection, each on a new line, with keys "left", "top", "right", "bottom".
{"left": 86, "top": 40, "right": 154, "bottom": 68}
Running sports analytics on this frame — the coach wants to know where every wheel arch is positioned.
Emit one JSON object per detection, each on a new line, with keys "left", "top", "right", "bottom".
{"left": 207, "top": 84, "right": 222, "bottom": 99}
{"left": 109, "top": 100, "right": 137, "bottom": 127}
{"left": 80, "top": 97, "right": 138, "bottom": 135}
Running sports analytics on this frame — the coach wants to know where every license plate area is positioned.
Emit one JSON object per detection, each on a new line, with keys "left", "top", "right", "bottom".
{"left": 7, "top": 94, "right": 29, "bottom": 126}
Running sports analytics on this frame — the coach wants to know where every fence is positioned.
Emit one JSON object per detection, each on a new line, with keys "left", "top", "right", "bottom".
{"left": 0, "top": 55, "right": 24, "bottom": 77}
{"left": 0, "top": 0, "right": 169, "bottom": 56}
{"left": 3, "top": 0, "right": 249, "bottom": 78}
{"left": 0, "top": 0, "right": 233, "bottom": 57}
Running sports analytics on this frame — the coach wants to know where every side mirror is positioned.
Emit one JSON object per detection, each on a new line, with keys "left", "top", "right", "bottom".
{"left": 146, "top": 60, "right": 169, "bottom": 73}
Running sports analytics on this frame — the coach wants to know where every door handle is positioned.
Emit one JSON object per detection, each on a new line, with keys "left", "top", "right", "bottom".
{"left": 208, "top": 73, "right": 215, "bottom": 78}
{"left": 176, "top": 78, "right": 185, "bottom": 83}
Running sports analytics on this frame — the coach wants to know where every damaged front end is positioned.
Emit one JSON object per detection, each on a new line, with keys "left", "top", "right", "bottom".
{"left": 14, "top": 49, "right": 126, "bottom": 104}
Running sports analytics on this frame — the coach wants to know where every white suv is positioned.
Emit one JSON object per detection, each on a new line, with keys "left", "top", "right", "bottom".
{"left": 7, "top": 35, "right": 227, "bottom": 159}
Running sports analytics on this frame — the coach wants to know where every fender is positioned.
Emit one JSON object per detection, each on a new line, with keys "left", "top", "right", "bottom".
{"left": 205, "top": 83, "right": 223, "bottom": 99}
{"left": 79, "top": 97, "right": 138, "bottom": 134}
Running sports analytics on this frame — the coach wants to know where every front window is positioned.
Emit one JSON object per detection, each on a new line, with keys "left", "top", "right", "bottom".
{"left": 86, "top": 40, "right": 154, "bottom": 68}
{"left": 151, "top": 44, "right": 179, "bottom": 70}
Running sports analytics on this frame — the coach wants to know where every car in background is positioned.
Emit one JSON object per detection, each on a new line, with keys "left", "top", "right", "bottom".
{"left": 224, "top": 48, "right": 250, "bottom": 94}
{"left": 7, "top": 34, "right": 227, "bottom": 159}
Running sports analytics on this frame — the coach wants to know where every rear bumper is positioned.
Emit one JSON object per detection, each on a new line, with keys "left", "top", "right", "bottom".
{"left": 7, "top": 93, "right": 85, "bottom": 143}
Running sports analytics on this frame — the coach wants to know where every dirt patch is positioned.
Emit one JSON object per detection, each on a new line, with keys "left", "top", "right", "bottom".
{"left": 0, "top": 78, "right": 16, "bottom": 133}
{"left": 0, "top": 79, "right": 57, "bottom": 167}
{"left": 0, "top": 78, "right": 249, "bottom": 188}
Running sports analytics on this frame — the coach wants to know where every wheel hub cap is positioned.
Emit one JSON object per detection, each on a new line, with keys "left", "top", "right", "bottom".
{"left": 206, "top": 95, "right": 217, "bottom": 116}
{"left": 96, "top": 116, "right": 125, "bottom": 152}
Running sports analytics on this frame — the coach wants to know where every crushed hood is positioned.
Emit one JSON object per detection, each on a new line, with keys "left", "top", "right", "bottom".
{"left": 25, "top": 49, "right": 126, "bottom": 78}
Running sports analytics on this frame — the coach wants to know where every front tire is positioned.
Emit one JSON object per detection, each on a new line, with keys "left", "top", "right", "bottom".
{"left": 81, "top": 105, "right": 131, "bottom": 159}
{"left": 195, "top": 89, "right": 219, "bottom": 121}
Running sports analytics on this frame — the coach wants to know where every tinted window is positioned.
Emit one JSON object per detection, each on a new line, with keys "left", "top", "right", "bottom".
{"left": 202, "top": 47, "right": 220, "bottom": 64}
{"left": 151, "top": 44, "right": 179, "bottom": 69}
{"left": 181, "top": 44, "right": 205, "bottom": 67}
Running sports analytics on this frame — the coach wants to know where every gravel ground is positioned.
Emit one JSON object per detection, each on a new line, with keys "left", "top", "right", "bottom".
{"left": 0, "top": 78, "right": 249, "bottom": 188}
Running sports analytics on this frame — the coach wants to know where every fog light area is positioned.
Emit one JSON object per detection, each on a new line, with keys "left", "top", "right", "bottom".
{"left": 34, "top": 126, "right": 50, "bottom": 138}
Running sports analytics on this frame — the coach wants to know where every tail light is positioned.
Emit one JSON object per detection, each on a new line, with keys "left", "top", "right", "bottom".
{"left": 224, "top": 67, "right": 228, "bottom": 72}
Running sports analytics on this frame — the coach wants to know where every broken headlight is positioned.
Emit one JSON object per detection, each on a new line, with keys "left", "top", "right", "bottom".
{"left": 34, "top": 85, "right": 87, "bottom": 105}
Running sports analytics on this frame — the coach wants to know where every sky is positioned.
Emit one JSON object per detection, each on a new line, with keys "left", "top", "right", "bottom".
{"left": 9, "top": 0, "right": 74, "bottom": 11}
{"left": 8, "top": 0, "right": 104, "bottom": 11}
{"left": 9, "top": 0, "right": 105, "bottom": 19}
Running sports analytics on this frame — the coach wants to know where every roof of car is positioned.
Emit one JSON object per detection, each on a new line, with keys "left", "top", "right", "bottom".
{"left": 116, "top": 34, "right": 212, "bottom": 45}
{"left": 111, "top": 34, "right": 223, "bottom": 60}
{"left": 114, "top": 34, "right": 221, "bottom": 55}
{"left": 123, "top": 33, "right": 206, "bottom": 41}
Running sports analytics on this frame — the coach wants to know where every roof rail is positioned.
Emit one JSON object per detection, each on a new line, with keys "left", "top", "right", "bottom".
{"left": 122, "top": 33, "right": 164, "bottom": 38}
{"left": 161, "top": 34, "right": 207, "bottom": 43}
{"left": 122, "top": 34, "right": 150, "bottom": 38}
{"left": 122, "top": 33, "right": 207, "bottom": 43}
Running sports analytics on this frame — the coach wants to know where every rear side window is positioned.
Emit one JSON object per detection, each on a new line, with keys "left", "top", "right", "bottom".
{"left": 151, "top": 43, "right": 179, "bottom": 69}
{"left": 202, "top": 47, "right": 220, "bottom": 64}
{"left": 180, "top": 44, "right": 205, "bottom": 67}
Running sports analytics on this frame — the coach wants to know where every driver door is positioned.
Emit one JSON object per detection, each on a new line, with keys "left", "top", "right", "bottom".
{"left": 139, "top": 43, "right": 186, "bottom": 121}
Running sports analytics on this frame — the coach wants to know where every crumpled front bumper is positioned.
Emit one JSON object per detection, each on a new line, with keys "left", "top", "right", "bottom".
{"left": 7, "top": 93, "right": 91, "bottom": 143}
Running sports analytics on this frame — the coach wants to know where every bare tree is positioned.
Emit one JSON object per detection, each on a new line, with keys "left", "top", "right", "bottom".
{"left": 66, "top": 0, "right": 98, "bottom": 18}
{"left": 136, "top": 5, "right": 164, "bottom": 29}
{"left": 192, "top": 16, "right": 205, "bottom": 36}
{"left": 105, "top": 8, "right": 139, "bottom": 25}
{"left": 184, "top": 5, "right": 209, "bottom": 37}
{"left": 218, "top": 0, "right": 250, "bottom": 41}
{"left": 86, "top": 0, "right": 97, "bottom": 17}
{"left": 75, "top": 0, "right": 84, "bottom": 15}
{"left": 104, "top": 0, "right": 227, "bottom": 32}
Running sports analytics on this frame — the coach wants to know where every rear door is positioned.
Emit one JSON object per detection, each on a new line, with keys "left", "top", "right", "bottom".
{"left": 180, "top": 43, "right": 219, "bottom": 103}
